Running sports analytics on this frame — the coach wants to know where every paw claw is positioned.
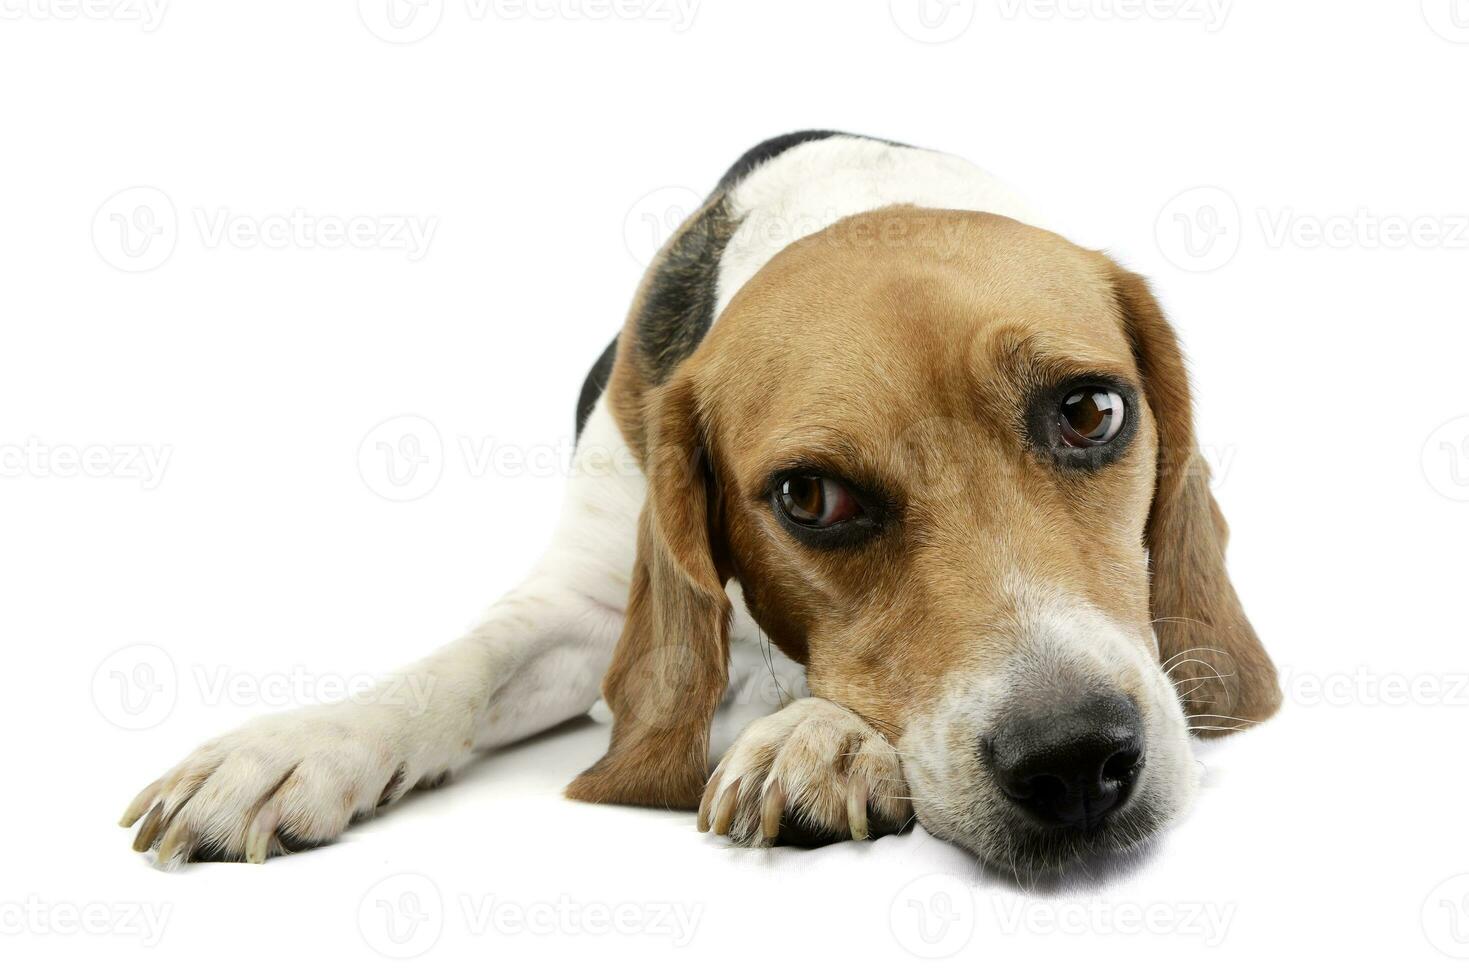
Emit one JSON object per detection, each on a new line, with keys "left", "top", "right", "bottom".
{"left": 846, "top": 773, "right": 870, "bottom": 840}
{"left": 155, "top": 821, "right": 193, "bottom": 868}
{"left": 244, "top": 801, "right": 279, "bottom": 864}
{"left": 132, "top": 802, "right": 167, "bottom": 853}
{"left": 760, "top": 783, "right": 785, "bottom": 843}
{"left": 120, "top": 779, "right": 162, "bottom": 828}
{"left": 711, "top": 777, "right": 741, "bottom": 837}
{"left": 697, "top": 766, "right": 723, "bottom": 833}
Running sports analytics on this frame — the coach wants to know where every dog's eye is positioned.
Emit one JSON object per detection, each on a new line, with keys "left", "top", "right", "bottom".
{"left": 778, "top": 475, "right": 862, "bottom": 528}
{"left": 1058, "top": 386, "right": 1126, "bottom": 448}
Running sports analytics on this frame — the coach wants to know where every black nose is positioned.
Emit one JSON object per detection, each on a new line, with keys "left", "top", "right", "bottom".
{"left": 987, "top": 693, "right": 1144, "bottom": 832}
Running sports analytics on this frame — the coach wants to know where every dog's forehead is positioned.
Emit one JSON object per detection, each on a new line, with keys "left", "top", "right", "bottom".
{"left": 700, "top": 209, "right": 1133, "bottom": 447}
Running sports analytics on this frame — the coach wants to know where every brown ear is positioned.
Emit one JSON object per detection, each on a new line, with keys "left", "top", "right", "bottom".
{"left": 565, "top": 375, "right": 731, "bottom": 807}
{"left": 1112, "top": 266, "right": 1282, "bottom": 733}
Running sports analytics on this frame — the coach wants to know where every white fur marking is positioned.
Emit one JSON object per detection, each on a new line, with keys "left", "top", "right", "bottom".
{"left": 715, "top": 135, "right": 1045, "bottom": 319}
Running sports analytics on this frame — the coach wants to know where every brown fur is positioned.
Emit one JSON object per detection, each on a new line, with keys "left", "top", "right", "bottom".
{"left": 1113, "top": 269, "right": 1283, "bottom": 727}
{"left": 569, "top": 206, "right": 1279, "bottom": 809}
{"left": 565, "top": 377, "right": 732, "bottom": 807}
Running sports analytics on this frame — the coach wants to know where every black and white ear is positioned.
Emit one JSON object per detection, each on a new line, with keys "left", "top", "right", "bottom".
{"left": 1110, "top": 264, "right": 1282, "bottom": 731}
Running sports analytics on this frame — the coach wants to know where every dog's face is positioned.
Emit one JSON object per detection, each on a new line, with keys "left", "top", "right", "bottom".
{"left": 574, "top": 207, "right": 1279, "bottom": 871}
{"left": 695, "top": 209, "right": 1182, "bottom": 866}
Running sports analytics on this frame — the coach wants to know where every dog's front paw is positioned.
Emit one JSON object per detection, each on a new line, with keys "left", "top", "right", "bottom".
{"left": 698, "top": 697, "right": 911, "bottom": 847}
{"left": 119, "top": 706, "right": 416, "bottom": 868}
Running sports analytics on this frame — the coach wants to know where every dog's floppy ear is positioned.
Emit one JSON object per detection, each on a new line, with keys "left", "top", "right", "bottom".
{"left": 565, "top": 373, "right": 731, "bottom": 807}
{"left": 1111, "top": 265, "right": 1282, "bottom": 732}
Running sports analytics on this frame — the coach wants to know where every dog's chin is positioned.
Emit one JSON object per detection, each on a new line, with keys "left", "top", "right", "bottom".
{"left": 914, "top": 789, "right": 1176, "bottom": 877}
{"left": 999, "top": 799, "right": 1170, "bottom": 876}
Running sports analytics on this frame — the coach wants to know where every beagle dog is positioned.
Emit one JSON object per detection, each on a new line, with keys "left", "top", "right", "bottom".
{"left": 120, "top": 131, "right": 1281, "bottom": 872}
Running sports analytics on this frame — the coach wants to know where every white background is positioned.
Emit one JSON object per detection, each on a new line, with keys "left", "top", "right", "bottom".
{"left": 3, "top": 0, "right": 1468, "bottom": 974}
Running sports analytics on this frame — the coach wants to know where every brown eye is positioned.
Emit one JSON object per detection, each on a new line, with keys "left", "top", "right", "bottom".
{"left": 778, "top": 475, "right": 862, "bottom": 528}
{"left": 1059, "top": 386, "right": 1126, "bottom": 448}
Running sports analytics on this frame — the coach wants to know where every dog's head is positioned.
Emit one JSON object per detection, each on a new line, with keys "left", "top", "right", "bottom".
{"left": 570, "top": 207, "right": 1280, "bottom": 870}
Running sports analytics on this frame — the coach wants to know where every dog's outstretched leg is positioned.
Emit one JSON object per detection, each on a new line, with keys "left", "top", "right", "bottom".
{"left": 119, "top": 402, "right": 642, "bottom": 867}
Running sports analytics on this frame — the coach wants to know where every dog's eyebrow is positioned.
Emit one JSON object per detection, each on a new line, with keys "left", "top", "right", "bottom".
{"left": 750, "top": 432, "right": 894, "bottom": 499}
{"left": 981, "top": 324, "right": 1139, "bottom": 390}
{"left": 1035, "top": 355, "right": 1137, "bottom": 389}
{"left": 760, "top": 443, "right": 869, "bottom": 480}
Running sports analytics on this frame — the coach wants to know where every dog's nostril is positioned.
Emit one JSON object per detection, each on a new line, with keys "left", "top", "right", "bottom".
{"left": 1102, "top": 745, "right": 1143, "bottom": 783}
{"left": 988, "top": 693, "right": 1145, "bottom": 832}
